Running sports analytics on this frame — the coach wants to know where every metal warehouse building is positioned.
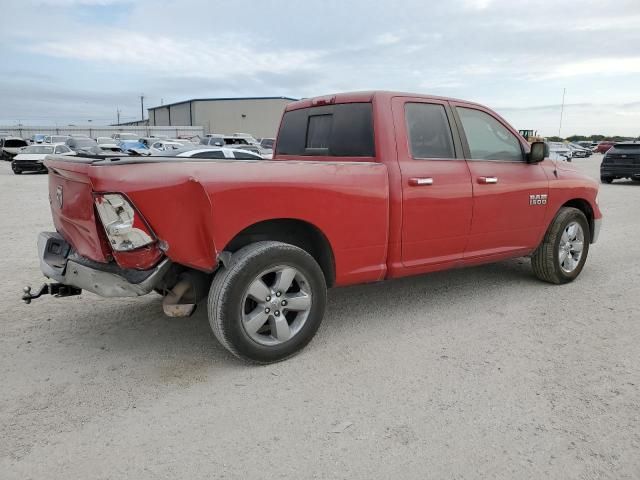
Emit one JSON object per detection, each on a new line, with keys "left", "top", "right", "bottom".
{"left": 148, "top": 97, "right": 297, "bottom": 137}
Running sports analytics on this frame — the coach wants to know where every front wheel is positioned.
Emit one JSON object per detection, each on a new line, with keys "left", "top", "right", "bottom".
{"left": 208, "top": 241, "right": 327, "bottom": 363}
{"left": 531, "top": 207, "right": 590, "bottom": 284}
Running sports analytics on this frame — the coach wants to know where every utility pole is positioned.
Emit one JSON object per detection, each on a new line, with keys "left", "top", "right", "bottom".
{"left": 558, "top": 88, "right": 566, "bottom": 138}
{"left": 116, "top": 107, "right": 121, "bottom": 125}
{"left": 140, "top": 94, "right": 145, "bottom": 121}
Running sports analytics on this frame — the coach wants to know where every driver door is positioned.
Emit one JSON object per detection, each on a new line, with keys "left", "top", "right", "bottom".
{"left": 450, "top": 102, "right": 549, "bottom": 258}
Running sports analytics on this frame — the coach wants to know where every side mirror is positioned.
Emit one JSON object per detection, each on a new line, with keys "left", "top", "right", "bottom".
{"left": 527, "top": 141, "right": 546, "bottom": 164}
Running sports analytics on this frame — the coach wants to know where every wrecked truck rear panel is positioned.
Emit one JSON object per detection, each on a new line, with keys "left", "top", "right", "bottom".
{"left": 46, "top": 159, "right": 112, "bottom": 263}
{"left": 44, "top": 156, "right": 390, "bottom": 286}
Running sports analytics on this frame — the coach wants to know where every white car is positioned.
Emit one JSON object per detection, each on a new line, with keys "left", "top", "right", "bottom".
{"left": 111, "top": 133, "right": 139, "bottom": 141}
{"left": 231, "top": 132, "right": 260, "bottom": 146}
{"left": 149, "top": 140, "right": 184, "bottom": 152}
{"left": 44, "top": 135, "right": 70, "bottom": 144}
{"left": 159, "top": 147, "right": 263, "bottom": 160}
{"left": 11, "top": 143, "right": 74, "bottom": 174}
{"left": 548, "top": 142, "right": 573, "bottom": 162}
{"left": 1, "top": 137, "right": 29, "bottom": 161}
{"left": 96, "top": 137, "right": 122, "bottom": 152}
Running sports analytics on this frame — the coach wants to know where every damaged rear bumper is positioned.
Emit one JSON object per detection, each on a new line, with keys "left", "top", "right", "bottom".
{"left": 36, "top": 232, "right": 170, "bottom": 298}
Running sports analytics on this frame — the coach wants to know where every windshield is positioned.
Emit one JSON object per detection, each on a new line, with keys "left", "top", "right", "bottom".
{"left": 97, "top": 138, "right": 115, "bottom": 144}
{"left": 23, "top": 145, "right": 54, "bottom": 154}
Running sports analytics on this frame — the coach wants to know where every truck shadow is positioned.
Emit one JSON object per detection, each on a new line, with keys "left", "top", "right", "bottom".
{"left": 62, "top": 257, "right": 537, "bottom": 369}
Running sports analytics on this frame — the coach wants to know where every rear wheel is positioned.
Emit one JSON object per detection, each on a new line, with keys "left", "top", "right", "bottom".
{"left": 12, "top": 168, "right": 22, "bottom": 175}
{"left": 208, "top": 241, "right": 327, "bottom": 363}
{"left": 531, "top": 207, "right": 590, "bottom": 284}
{"left": 600, "top": 176, "right": 613, "bottom": 184}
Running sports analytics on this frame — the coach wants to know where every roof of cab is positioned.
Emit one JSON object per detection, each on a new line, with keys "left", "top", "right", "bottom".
{"left": 284, "top": 90, "right": 481, "bottom": 112}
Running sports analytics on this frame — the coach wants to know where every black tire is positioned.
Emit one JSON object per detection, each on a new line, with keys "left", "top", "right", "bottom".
{"left": 531, "top": 207, "right": 590, "bottom": 284}
{"left": 13, "top": 169, "right": 22, "bottom": 175}
{"left": 208, "top": 241, "right": 327, "bottom": 363}
{"left": 600, "top": 176, "right": 613, "bottom": 184}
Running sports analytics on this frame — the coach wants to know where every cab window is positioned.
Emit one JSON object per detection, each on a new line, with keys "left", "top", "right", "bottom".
{"left": 456, "top": 107, "right": 523, "bottom": 162}
{"left": 405, "top": 103, "right": 455, "bottom": 159}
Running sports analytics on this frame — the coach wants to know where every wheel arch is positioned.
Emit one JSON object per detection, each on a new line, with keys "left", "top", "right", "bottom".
{"left": 560, "top": 198, "right": 595, "bottom": 242}
{"left": 221, "top": 218, "right": 336, "bottom": 287}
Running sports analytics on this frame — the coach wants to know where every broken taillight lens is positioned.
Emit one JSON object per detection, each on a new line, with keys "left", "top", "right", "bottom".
{"left": 94, "top": 193, "right": 154, "bottom": 251}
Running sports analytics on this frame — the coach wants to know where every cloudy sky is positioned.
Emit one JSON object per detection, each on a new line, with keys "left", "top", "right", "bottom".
{"left": 1, "top": 0, "right": 639, "bottom": 136}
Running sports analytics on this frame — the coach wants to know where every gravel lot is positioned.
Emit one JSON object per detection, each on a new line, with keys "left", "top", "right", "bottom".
{"left": 1, "top": 155, "right": 639, "bottom": 479}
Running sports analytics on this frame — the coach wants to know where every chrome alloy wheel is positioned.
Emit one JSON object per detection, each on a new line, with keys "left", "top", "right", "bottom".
{"left": 241, "top": 265, "right": 313, "bottom": 346}
{"left": 558, "top": 221, "right": 585, "bottom": 273}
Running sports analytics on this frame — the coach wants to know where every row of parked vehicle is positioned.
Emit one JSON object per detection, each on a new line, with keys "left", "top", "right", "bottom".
{"left": 547, "top": 142, "right": 593, "bottom": 162}
{"left": 1, "top": 131, "right": 275, "bottom": 174}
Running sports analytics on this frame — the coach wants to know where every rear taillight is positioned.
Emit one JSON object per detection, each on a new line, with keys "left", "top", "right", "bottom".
{"left": 94, "top": 193, "right": 154, "bottom": 251}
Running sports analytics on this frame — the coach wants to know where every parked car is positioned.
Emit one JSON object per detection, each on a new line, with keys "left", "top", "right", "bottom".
{"left": 45, "top": 135, "right": 70, "bottom": 144}
{"left": 111, "top": 133, "right": 140, "bottom": 141}
{"left": 222, "top": 136, "right": 261, "bottom": 154}
{"left": 11, "top": 143, "right": 74, "bottom": 174}
{"left": 24, "top": 91, "right": 601, "bottom": 363}
{"left": 96, "top": 137, "right": 123, "bottom": 152}
{"left": 200, "top": 135, "right": 225, "bottom": 147}
{"left": 118, "top": 140, "right": 148, "bottom": 153}
{"left": 567, "top": 143, "right": 591, "bottom": 158}
{"left": 547, "top": 142, "right": 573, "bottom": 162}
{"left": 260, "top": 138, "right": 275, "bottom": 150}
{"left": 228, "top": 143, "right": 261, "bottom": 156}
{"left": 29, "top": 134, "right": 47, "bottom": 144}
{"left": 139, "top": 136, "right": 169, "bottom": 147}
{"left": 165, "top": 147, "right": 263, "bottom": 160}
{"left": 149, "top": 140, "right": 184, "bottom": 152}
{"left": 258, "top": 138, "right": 275, "bottom": 159}
{"left": 595, "top": 141, "right": 615, "bottom": 154}
{"left": 231, "top": 132, "right": 260, "bottom": 146}
{"left": 165, "top": 138, "right": 196, "bottom": 147}
{"left": 600, "top": 141, "right": 640, "bottom": 183}
{"left": 1, "top": 137, "right": 29, "bottom": 160}
{"left": 66, "top": 136, "right": 98, "bottom": 153}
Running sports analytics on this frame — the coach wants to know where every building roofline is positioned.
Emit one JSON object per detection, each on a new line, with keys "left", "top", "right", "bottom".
{"left": 148, "top": 96, "right": 299, "bottom": 110}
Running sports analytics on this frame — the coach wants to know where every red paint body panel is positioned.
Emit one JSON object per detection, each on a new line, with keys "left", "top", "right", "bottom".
{"left": 43, "top": 90, "right": 601, "bottom": 288}
{"left": 46, "top": 162, "right": 111, "bottom": 263}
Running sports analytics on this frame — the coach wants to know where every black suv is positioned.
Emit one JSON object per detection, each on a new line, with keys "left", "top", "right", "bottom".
{"left": 600, "top": 141, "right": 640, "bottom": 184}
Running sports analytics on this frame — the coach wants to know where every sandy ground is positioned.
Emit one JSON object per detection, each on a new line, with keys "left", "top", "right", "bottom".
{"left": 0, "top": 154, "right": 638, "bottom": 479}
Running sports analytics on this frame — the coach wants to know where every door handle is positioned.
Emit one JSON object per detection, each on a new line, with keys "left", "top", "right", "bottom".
{"left": 477, "top": 176, "right": 498, "bottom": 184}
{"left": 409, "top": 177, "right": 433, "bottom": 186}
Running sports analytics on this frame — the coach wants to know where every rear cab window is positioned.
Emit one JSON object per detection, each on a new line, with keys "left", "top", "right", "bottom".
{"left": 275, "top": 102, "right": 375, "bottom": 158}
{"left": 405, "top": 103, "right": 456, "bottom": 159}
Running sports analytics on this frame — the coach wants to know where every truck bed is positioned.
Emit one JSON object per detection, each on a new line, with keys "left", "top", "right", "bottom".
{"left": 44, "top": 154, "right": 391, "bottom": 286}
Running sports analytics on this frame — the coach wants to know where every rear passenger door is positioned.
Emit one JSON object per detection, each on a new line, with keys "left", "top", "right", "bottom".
{"left": 392, "top": 97, "right": 473, "bottom": 269}
{"left": 451, "top": 103, "right": 549, "bottom": 258}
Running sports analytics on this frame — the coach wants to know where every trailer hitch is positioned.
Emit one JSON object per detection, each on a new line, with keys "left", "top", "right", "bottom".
{"left": 22, "top": 283, "right": 82, "bottom": 304}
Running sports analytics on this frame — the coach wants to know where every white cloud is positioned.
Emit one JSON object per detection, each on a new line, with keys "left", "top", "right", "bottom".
{"left": 543, "top": 57, "right": 640, "bottom": 79}
{"left": 461, "top": 0, "right": 494, "bottom": 10}
{"left": 375, "top": 33, "right": 402, "bottom": 46}
{"left": 32, "top": 30, "right": 323, "bottom": 79}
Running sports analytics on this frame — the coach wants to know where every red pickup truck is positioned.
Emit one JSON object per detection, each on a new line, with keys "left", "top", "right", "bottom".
{"left": 25, "top": 91, "right": 602, "bottom": 363}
